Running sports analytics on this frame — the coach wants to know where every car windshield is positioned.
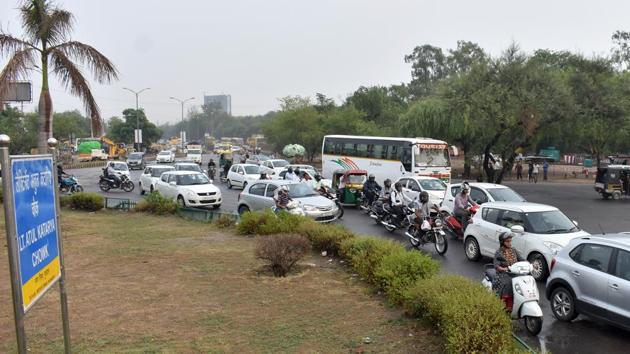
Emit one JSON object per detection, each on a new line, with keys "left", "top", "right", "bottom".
{"left": 129, "top": 153, "right": 142, "bottom": 159}
{"left": 177, "top": 164, "right": 202, "bottom": 172}
{"left": 176, "top": 174, "right": 210, "bottom": 185}
{"left": 111, "top": 163, "right": 128, "bottom": 171}
{"left": 419, "top": 179, "right": 446, "bottom": 191}
{"left": 151, "top": 167, "right": 174, "bottom": 177}
{"left": 487, "top": 188, "right": 526, "bottom": 202}
{"left": 187, "top": 149, "right": 201, "bottom": 154}
{"left": 415, "top": 146, "right": 450, "bottom": 167}
{"left": 272, "top": 160, "right": 289, "bottom": 167}
{"left": 256, "top": 155, "right": 269, "bottom": 161}
{"left": 244, "top": 166, "right": 261, "bottom": 174}
{"left": 524, "top": 210, "right": 578, "bottom": 234}
{"left": 288, "top": 183, "right": 318, "bottom": 198}
{"left": 158, "top": 151, "right": 170, "bottom": 156}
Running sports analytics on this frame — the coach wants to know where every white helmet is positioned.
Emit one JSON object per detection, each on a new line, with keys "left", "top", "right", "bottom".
{"left": 462, "top": 181, "right": 471, "bottom": 192}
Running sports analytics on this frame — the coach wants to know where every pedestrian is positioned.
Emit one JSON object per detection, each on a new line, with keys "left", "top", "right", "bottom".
{"left": 528, "top": 162, "right": 534, "bottom": 182}
{"left": 533, "top": 163, "right": 540, "bottom": 183}
{"left": 515, "top": 160, "right": 523, "bottom": 180}
{"left": 543, "top": 161, "right": 549, "bottom": 181}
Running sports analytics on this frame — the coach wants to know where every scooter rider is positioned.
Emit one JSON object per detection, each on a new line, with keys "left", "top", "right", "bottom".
{"left": 104, "top": 163, "right": 121, "bottom": 187}
{"left": 453, "top": 182, "right": 477, "bottom": 230}
{"left": 313, "top": 174, "right": 326, "bottom": 194}
{"left": 390, "top": 182, "right": 405, "bottom": 225}
{"left": 493, "top": 232, "right": 523, "bottom": 303}
{"left": 362, "top": 174, "right": 381, "bottom": 205}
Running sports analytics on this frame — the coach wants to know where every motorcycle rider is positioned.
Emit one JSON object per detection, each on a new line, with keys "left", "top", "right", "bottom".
{"left": 57, "top": 164, "right": 67, "bottom": 185}
{"left": 493, "top": 232, "right": 523, "bottom": 307}
{"left": 273, "top": 185, "right": 291, "bottom": 213}
{"left": 313, "top": 174, "right": 326, "bottom": 193}
{"left": 207, "top": 159, "right": 216, "bottom": 178}
{"left": 362, "top": 174, "right": 381, "bottom": 205}
{"left": 409, "top": 191, "right": 436, "bottom": 237}
{"left": 453, "top": 182, "right": 477, "bottom": 230}
{"left": 104, "top": 163, "right": 121, "bottom": 187}
{"left": 390, "top": 182, "right": 405, "bottom": 226}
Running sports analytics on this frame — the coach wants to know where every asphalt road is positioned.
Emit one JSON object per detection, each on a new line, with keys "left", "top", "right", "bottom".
{"left": 67, "top": 154, "right": 630, "bottom": 354}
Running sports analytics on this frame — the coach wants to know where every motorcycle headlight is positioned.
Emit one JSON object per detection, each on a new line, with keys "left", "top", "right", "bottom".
{"left": 514, "top": 283, "right": 524, "bottom": 297}
{"left": 543, "top": 241, "right": 563, "bottom": 255}
{"left": 434, "top": 219, "right": 442, "bottom": 227}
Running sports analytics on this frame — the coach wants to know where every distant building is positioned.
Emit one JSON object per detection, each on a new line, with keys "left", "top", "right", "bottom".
{"left": 203, "top": 94, "right": 231, "bottom": 115}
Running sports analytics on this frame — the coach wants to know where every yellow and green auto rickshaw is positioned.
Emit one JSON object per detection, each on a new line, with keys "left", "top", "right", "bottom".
{"left": 595, "top": 164, "right": 630, "bottom": 200}
{"left": 332, "top": 169, "right": 368, "bottom": 207}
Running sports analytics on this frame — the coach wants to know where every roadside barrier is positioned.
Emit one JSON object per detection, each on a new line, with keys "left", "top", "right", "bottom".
{"left": 104, "top": 197, "right": 137, "bottom": 211}
{"left": 64, "top": 160, "right": 107, "bottom": 169}
{"left": 177, "top": 207, "right": 238, "bottom": 222}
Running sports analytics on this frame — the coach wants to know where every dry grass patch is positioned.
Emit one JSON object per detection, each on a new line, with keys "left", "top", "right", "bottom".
{"left": 0, "top": 210, "right": 440, "bottom": 353}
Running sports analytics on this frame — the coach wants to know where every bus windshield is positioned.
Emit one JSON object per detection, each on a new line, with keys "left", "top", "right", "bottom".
{"left": 415, "top": 146, "right": 450, "bottom": 167}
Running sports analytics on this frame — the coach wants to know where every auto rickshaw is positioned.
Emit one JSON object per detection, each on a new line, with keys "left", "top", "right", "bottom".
{"left": 331, "top": 169, "right": 368, "bottom": 207}
{"left": 595, "top": 164, "right": 630, "bottom": 200}
{"left": 218, "top": 152, "right": 233, "bottom": 182}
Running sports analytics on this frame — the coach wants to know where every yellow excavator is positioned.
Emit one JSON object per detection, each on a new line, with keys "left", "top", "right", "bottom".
{"left": 100, "top": 136, "right": 127, "bottom": 159}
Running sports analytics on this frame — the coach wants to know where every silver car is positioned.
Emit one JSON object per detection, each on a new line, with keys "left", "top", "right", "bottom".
{"left": 546, "top": 234, "right": 630, "bottom": 330}
{"left": 237, "top": 180, "right": 340, "bottom": 223}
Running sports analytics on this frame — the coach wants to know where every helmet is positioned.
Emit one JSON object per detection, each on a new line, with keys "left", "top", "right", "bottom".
{"left": 314, "top": 174, "right": 322, "bottom": 181}
{"left": 498, "top": 231, "right": 513, "bottom": 246}
{"left": 384, "top": 179, "right": 392, "bottom": 188}
{"left": 420, "top": 191, "right": 430, "bottom": 203}
{"left": 295, "top": 168, "right": 301, "bottom": 174}
{"left": 287, "top": 167, "right": 293, "bottom": 173}
{"left": 368, "top": 174, "right": 375, "bottom": 181}
{"left": 280, "top": 185, "right": 289, "bottom": 193}
{"left": 394, "top": 182, "right": 403, "bottom": 191}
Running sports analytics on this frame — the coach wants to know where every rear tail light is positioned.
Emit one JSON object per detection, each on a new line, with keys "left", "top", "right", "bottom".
{"left": 550, "top": 257, "right": 557, "bottom": 272}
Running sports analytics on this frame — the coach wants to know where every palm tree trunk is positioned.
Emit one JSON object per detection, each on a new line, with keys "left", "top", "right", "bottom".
{"left": 37, "top": 55, "right": 53, "bottom": 153}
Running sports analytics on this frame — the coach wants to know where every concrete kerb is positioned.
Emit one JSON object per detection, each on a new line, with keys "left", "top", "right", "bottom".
{"left": 63, "top": 160, "right": 107, "bottom": 170}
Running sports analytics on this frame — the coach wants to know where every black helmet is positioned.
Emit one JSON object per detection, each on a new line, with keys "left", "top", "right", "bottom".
{"left": 384, "top": 179, "right": 392, "bottom": 188}
{"left": 368, "top": 174, "right": 375, "bottom": 181}
{"left": 394, "top": 182, "right": 403, "bottom": 191}
{"left": 314, "top": 174, "right": 322, "bottom": 181}
{"left": 295, "top": 168, "right": 301, "bottom": 174}
{"left": 287, "top": 167, "right": 293, "bottom": 173}
{"left": 420, "top": 191, "right": 429, "bottom": 203}
{"left": 498, "top": 232, "right": 513, "bottom": 246}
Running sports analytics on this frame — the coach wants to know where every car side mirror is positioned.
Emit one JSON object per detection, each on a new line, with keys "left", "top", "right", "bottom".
{"left": 169, "top": 181, "right": 176, "bottom": 186}
{"left": 573, "top": 220, "right": 579, "bottom": 227}
{"left": 511, "top": 225, "right": 525, "bottom": 234}
{"left": 238, "top": 171, "right": 244, "bottom": 175}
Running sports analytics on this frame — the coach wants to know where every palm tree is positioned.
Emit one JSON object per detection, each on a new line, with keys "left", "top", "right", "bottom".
{"left": 0, "top": 0, "right": 118, "bottom": 152}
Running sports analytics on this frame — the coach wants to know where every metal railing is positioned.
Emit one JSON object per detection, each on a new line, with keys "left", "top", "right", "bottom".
{"left": 104, "top": 197, "right": 137, "bottom": 211}
{"left": 177, "top": 207, "right": 238, "bottom": 222}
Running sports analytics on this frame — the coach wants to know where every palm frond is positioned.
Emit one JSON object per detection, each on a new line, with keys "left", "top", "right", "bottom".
{"left": 0, "top": 34, "right": 37, "bottom": 56}
{"left": 50, "top": 48, "right": 103, "bottom": 134}
{"left": 0, "top": 48, "right": 36, "bottom": 100}
{"left": 53, "top": 41, "right": 118, "bottom": 83}
{"left": 19, "top": 0, "right": 73, "bottom": 46}
{"left": 19, "top": 0, "right": 47, "bottom": 44}
{"left": 42, "top": 8, "right": 74, "bottom": 45}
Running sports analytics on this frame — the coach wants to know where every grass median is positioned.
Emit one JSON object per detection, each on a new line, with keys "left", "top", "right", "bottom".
{"left": 0, "top": 210, "right": 441, "bottom": 353}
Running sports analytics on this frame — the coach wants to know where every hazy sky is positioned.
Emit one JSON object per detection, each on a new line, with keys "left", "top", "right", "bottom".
{"left": 1, "top": 0, "right": 628, "bottom": 124}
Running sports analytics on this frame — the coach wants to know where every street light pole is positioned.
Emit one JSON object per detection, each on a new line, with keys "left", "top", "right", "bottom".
{"left": 123, "top": 87, "right": 150, "bottom": 151}
{"left": 169, "top": 96, "right": 195, "bottom": 149}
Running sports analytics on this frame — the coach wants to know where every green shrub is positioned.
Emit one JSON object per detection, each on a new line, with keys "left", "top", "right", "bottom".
{"left": 403, "top": 275, "right": 512, "bottom": 353}
{"left": 339, "top": 237, "right": 401, "bottom": 284}
{"left": 297, "top": 221, "right": 357, "bottom": 255}
{"left": 59, "top": 195, "right": 71, "bottom": 207}
{"left": 255, "top": 234, "right": 311, "bottom": 277}
{"left": 64, "top": 192, "right": 104, "bottom": 211}
{"left": 0, "top": 187, "right": 3, "bottom": 203}
{"left": 135, "top": 191, "right": 177, "bottom": 215}
{"left": 214, "top": 214, "right": 236, "bottom": 228}
{"left": 237, "top": 210, "right": 306, "bottom": 235}
{"left": 374, "top": 249, "right": 439, "bottom": 304}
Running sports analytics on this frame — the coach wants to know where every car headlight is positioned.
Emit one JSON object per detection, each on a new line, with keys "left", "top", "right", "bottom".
{"left": 543, "top": 241, "right": 563, "bottom": 255}
{"left": 185, "top": 190, "right": 196, "bottom": 198}
{"left": 303, "top": 204, "right": 317, "bottom": 212}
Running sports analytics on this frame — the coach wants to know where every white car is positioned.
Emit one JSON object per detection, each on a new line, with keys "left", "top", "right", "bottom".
{"left": 260, "top": 159, "right": 290, "bottom": 176}
{"left": 464, "top": 202, "right": 590, "bottom": 281}
{"left": 139, "top": 165, "right": 175, "bottom": 194}
{"left": 106, "top": 161, "right": 130, "bottom": 177}
{"left": 226, "top": 163, "right": 262, "bottom": 190}
{"left": 441, "top": 182, "right": 526, "bottom": 213}
{"left": 156, "top": 171, "right": 221, "bottom": 208}
{"left": 156, "top": 150, "right": 175, "bottom": 163}
{"left": 174, "top": 162, "right": 203, "bottom": 174}
{"left": 396, "top": 176, "right": 447, "bottom": 205}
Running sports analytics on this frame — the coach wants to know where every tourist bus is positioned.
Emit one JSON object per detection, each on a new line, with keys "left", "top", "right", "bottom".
{"left": 321, "top": 135, "right": 452, "bottom": 183}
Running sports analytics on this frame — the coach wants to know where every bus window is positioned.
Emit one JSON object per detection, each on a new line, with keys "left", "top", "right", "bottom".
{"left": 372, "top": 144, "right": 387, "bottom": 159}
{"left": 388, "top": 145, "right": 400, "bottom": 161}
{"left": 333, "top": 142, "right": 342, "bottom": 154}
{"left": 402, "top": 147, "right": 412, "bottom": 172}
{"left": 323, "top": 139, "right": 334, "bottom": 154}
{"left": 343, "top": 143, "right": 356, "bottom": 156}
{"left": 356, "top": 144, "right": 369, "bottom": 157}
{"left": 367, "top": 144, "right": 375, "bottom": 158}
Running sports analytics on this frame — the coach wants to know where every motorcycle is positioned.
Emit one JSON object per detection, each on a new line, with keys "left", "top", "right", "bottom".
{"left": 481, "top": 261, "right": 543, "bottom": 335}
{"left": 441, "top": 204, "right": 480, "bottom": 240}
{"left": 99, "top": 173, "right": 135, "bottom": 192}
{"left": 59, "top": 175, "right": 84, "bottom": 194}
{"left": 405, "top": 210, "right": 448, "bottom": 255}
{"left": 368, "top": 199, "right": 390, "bottom": 224}
{"left": 379, "top": 205, "right": 413, "bottom": 233}
{"left": 208, "top": 166, "right": 216, "bottom": 181}
{"left": 271, "top": 200, "right": 306, "bottom": 216}
{"left": 360, "top": 187, "right": 381, "bottom": 214}
{"left": 319, "top": 186, "right": 344, "bottom": 219}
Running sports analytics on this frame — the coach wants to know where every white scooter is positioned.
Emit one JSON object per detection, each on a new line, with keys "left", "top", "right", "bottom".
{"left": 482, "top": 261, "right": 543, "bottom": 335}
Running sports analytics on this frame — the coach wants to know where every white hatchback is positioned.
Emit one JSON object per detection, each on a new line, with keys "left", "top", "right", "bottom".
{"left": 139, "top": 165, "right": 175, "bottom": 194}
{"left": 464, "top": 202, "right": 590, "bottom": 281}
{"left": 226, "top": 163, "right": 262, "bottom": 190}
{"left": 156, "top": 171, "right": 221, "bottom": 208}
{"left": 156, "top": 150, "right": 175, "bottom": 163}
{"left": 441, "top": 182, "right": 525, "bottom": 213}
{"left": 395, "top": 176, "right": 447, "bottom": 205}
{"left": 260, "top": 159, "right": 290, "bottom": 177}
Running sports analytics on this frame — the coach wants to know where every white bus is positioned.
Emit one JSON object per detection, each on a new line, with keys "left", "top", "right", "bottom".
{"left": 321, "top": 135, "right": 452, "bottom": 184}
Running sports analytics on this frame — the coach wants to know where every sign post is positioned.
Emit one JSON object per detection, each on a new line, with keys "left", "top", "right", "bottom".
{"left": 0, "top": 135, "right": 71, "bottom": 354}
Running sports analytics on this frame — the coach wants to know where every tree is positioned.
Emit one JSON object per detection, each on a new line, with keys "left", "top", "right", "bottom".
{"left": 611, "top": 30, "right": 630, "bottom": 71}
{"left": 0, "top": 106, "right": 38, "bottom": 153}
{"left": 0, "top": 0, "right": 118, "bottom": 152}
{"left": 262, "top": 105, "right": 323, "bottom": 161}
{"left": 106, "top": 109, "right": 162, "bottom": 146}
{"left": 53, "top": 110, "right": 91, "bottom": 139}
{"left": 345, "top": 86, "right": 408, "bottom": 134}
{"left": 404, "top": 44, "right": 447, "bottom": 97}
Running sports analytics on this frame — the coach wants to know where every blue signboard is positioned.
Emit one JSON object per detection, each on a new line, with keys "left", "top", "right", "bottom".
{"left": 11, "top": 157, "right": 61, "bottom": 311}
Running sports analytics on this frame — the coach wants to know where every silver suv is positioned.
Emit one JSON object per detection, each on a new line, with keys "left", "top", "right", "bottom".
{"left": 546, "top": 234, "right": 630, "bottom": 330}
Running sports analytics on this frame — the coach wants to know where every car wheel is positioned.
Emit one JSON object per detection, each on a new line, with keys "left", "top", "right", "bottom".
{"left": 528, "top": 253, "right": 549, "bottom": 281}
{"left": 213, "top": 204, "right": 221, "bottom": 209}
{"left": 238, "top": 205, "right": 250, "bottom": 215}
{"left": 150, "top": 185, "right": 154, "bottom": 193}
{"left": 139, "top": 182, "right": 145, "bottom": 195}
{"left": 177, "top": 196, "right": 186, "bottom": 208}
{"left": 550, "top": 286, "right": 578, "bottom": 322}
{"left": 227, "top": 180, "right": 233, "bottom": 189}
{"left": 464, "top": 236, "right": 481, "bottom": 261}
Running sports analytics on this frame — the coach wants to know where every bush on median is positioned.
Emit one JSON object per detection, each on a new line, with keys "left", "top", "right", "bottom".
{"left": 374, "top": 249, "right": 440, "bottom": 304}
{"left": 214, "top": 214, "right": 236, "bottom": 228}
{"left": 403, "top": 274, "right": 512, "bottom": 353}
{"left": 237, "top": 209, "right": 305, "bottom": 235}
{"left": 255, "top": 234, "right": 311, "bottom": 277}
{"left": 339, "top": 236, "right": 401, "bottom": 284}
{"left": 135, "top": 191, "right": 177, "bottom": 215}
{"left": 62, "top": 192, "right": 104, "bottom": 211}
{"left": 297, "top": 221, "right": 356, "bottom": 256}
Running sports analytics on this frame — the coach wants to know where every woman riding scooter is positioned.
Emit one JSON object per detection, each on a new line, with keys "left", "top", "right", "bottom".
{"left": 493, "top": 232, "right": 523, "bottom": 305}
